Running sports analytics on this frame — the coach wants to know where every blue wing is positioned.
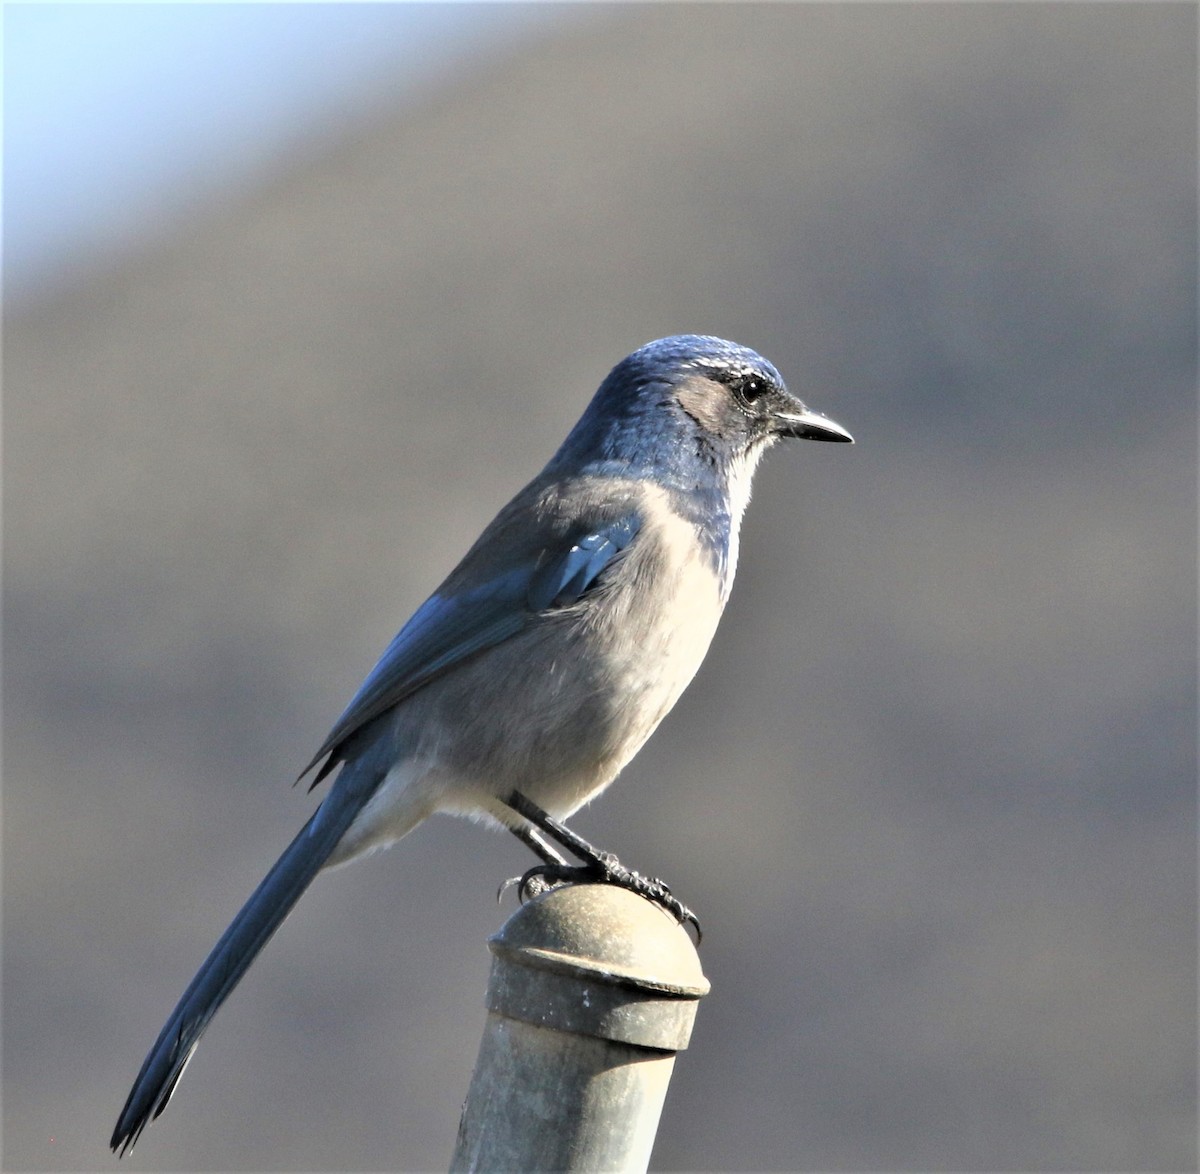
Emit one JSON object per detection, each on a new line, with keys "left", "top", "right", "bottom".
{"left": 301, "top": 512, "right": 641, "bottom": 782}
{"left": 527, "top": 514, "right": 640, "bottom": 609}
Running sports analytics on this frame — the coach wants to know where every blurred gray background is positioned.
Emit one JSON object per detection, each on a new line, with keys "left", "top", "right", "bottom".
{"left": 4, "top": 4, "right": 1195, "bottom": 1171}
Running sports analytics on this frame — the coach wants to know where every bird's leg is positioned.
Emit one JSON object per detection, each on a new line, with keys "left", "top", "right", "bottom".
{"left": 509, "top": 822, "right": 571, "bottom": 867}
{"left": 503, "top": 790, "right": 701, "bottom": 939}
{"left": 498, "top": 823, "right": 570, "bottom": 902}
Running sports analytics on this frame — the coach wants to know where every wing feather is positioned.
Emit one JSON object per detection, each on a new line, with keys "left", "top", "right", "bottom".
{"left": 300, "top": 512, "right": 641, "bottom": 780}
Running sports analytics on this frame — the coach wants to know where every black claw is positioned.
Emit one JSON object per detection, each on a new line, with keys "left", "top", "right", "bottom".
{"left": 498, "top": 865, "right": 573, "bottom": 906}
{"left": 616, "top": 869, "right": 702, "bottom": 942}
{"left": 517, "top": 865, "right": 565, "bottom": 902}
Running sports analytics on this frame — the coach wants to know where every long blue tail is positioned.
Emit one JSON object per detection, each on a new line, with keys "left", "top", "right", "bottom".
{"left": 111, "top": 789, "right": 366, "bottom": 1155}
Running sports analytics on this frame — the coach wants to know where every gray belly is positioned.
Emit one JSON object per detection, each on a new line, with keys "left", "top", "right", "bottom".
{"left": 390, "top": 543, "right": 725, "bottom": 817}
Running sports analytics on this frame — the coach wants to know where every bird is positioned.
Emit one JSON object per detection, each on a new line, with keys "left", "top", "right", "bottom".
{"left": 110, "top": 334, "right": 852, "bottom": 1155}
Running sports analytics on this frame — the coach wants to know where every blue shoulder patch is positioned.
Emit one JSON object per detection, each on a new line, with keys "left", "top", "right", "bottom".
{"left": 527, "top": 514, "right": 641, "bottom": 610}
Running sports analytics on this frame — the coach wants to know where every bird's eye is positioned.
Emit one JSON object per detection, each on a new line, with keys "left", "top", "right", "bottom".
{"left": 737, "top": 376, "right": 766, "bottom": 404}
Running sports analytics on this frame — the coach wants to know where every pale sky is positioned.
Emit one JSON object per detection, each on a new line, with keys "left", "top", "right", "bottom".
{"left": 4, "top": 3, "right": 561, "bottom": 299}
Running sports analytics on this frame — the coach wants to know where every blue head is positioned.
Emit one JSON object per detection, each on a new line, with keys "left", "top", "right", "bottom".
{"left": 552, "top": 335, "right": 852, "bottom": 491}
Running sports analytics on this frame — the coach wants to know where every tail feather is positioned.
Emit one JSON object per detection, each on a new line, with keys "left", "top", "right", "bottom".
{"left": 111, "top": 792, "right": 365, "bottom": 1155}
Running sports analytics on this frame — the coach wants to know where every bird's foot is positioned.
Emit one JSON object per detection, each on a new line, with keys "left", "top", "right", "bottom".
{"left": 496, "top": 870, "right": 557, "bottom": 903}
{"left": 501, "top": 791, "right": 703, "bottom": 940}
{"left": 513, "top": 856, "right": 702, "bottom": 942}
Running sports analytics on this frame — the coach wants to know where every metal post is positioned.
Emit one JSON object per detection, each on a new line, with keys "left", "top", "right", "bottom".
{"left": 451, "top": 883, "right": 709, "bottom": 1173}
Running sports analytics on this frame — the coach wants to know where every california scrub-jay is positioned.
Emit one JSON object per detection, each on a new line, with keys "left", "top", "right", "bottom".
{"left": 111, "top": 335, "right": 852, "bottom": 1154}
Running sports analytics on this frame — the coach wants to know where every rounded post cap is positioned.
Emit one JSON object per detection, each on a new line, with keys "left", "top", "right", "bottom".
{"left": 486, "top": 884, "right": 709, "bottom": 1050}
{"left": 492, "top": 883, "right": 709, "bottom": 997}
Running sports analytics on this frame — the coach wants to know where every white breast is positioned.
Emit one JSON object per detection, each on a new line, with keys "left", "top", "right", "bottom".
{"left": 586, "top": 485, "right": 728, "bottom": 766}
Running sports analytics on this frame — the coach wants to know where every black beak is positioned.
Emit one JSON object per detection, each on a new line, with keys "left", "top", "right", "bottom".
{"left": 775, "top": 407, "right": 854, "bottom": 443}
